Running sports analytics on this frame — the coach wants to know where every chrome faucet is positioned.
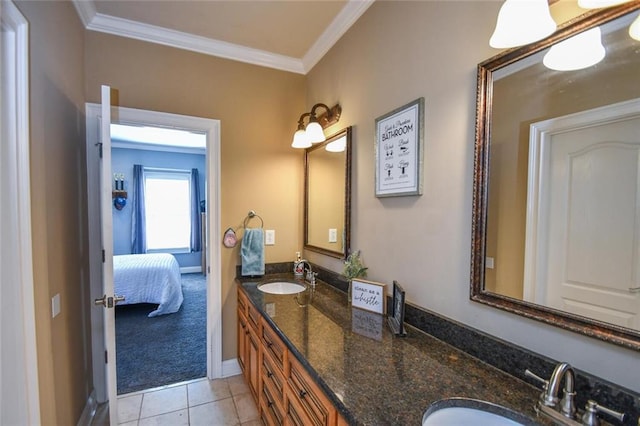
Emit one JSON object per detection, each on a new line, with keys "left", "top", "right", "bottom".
{"left": 525, "top": 363, "right": 626, "bottom": 426}
{"left": 298, "top": 260, "right": 317, "bottom": 288}
{"left": 544, "top": 362, "right": 576, "bottom": 418}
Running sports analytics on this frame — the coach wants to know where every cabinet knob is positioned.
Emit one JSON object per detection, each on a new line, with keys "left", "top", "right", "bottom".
{"left": 299, "top": 389, "right": 307, "bottom": 399}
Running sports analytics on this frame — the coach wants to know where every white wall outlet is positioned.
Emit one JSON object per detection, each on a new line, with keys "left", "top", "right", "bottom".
{"left": 485, "top": 257, "right": 495, "bottom": 269}
{"left": 52, "top": 293, "right": 61, "bottom": 318}
{"left": 329, "top": 228, "right": 338, "bottom": 243}
{"left": 265, "top": 229, "right": 275, "bottom": 245}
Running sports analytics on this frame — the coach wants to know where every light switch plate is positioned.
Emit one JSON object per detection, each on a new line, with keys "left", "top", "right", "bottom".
{"left": 265, "top": 229, "right": 275, "bottom": 245}
{"left": 485, "top": 257, "right": 495, "bottom": 269}
{"left": 329, "top": 228, "right": 338, "bottom": 243}
{"left": 52, "top": 294, "right": 61, "bottom": 318}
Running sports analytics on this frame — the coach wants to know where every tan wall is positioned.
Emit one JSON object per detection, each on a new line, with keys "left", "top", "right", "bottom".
{"left": 305, "top": 0, "right": 639, "bottom": 392}
{"left": 14, "top": 1, "right": 91, "bottom": 424}
{"left": 84, "top": 32, "right": 307, "bottom": 360}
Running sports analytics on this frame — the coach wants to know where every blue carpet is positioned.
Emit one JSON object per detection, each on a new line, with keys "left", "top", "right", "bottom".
{"left": 115, "top": 273, "right": 206, "bottom": 394}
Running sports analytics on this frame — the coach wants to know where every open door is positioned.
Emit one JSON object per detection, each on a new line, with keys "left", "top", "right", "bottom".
{"left": 93, "top": 85, "right": 121, "bottom": 425}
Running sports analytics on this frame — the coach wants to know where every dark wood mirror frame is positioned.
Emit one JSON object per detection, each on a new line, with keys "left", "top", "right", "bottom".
{"left": 304, "top": 126, "right": 352, "bottom": 259}
{"left": 471, "top": 2, "right": 640, "bottom": 351}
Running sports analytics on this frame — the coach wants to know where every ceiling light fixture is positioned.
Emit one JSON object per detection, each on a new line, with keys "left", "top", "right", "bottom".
{"left": 543, "top": 26, "right": 605, "bottom": 71}
{"left": 291, "top": 103, "right": 341, "bottom": 149}
{"left": 490, "top": 0, "right": 557, "bottom": 48}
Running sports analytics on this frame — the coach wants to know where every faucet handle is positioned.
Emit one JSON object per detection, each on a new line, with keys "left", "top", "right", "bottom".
{"left": 525, "top": 369, "right": 549, "bottom": 390}
{"left": 581, "top": 400, "right": 626, "bottom": 426}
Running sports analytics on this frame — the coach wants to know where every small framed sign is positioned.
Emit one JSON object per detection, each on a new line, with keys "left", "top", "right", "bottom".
{"left": 387, "top": 281, "right": 407, "bottom": 336}
{"left": 375, "top": 97, "right": 424, "bottom": 197}
{"left": 350, "top": 279, "right": 386, "bottom": 315}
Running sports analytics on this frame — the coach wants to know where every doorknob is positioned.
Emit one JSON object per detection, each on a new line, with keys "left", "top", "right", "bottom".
{"left": 94, "top": 294, "right": 126, "bottom": 308}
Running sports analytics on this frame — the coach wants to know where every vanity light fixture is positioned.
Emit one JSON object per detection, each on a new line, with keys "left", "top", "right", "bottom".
{"left": 543, "top": 26, "right": 605, "bottom": 71}
{"left": 291, "top": 103, "right": 342, "bottom": 149}
{"left": 489, "top": 0, "right": 557, "bottom": 48}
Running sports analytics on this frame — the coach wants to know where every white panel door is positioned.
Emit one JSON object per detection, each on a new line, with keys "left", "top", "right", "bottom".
{"left": 98, "top": 85, "right": 119, "bottom": 425}
{"left": 542, "top": 113, "right": 640, "bottom": 329}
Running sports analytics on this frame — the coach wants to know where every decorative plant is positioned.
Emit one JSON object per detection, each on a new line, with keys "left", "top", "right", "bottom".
{"left": 343, "top": 250, "right": 368, "bottom": 280}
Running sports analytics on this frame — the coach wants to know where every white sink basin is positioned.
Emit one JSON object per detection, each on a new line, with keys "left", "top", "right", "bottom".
{"left": 257, "top": 281, "right": 307, "bottom": 295}
{"left": 422, "top": 398, "right": 535, "bottom": 426}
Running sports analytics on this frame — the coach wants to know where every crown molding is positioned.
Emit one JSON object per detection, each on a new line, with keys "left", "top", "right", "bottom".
{"left": 71, "top": 0, "right": 95, "bottom": 28}
{"left": 72, "top": 0, "right": 373, "bottom": 75}
{"left": 302, "top": 0, "right": 375, "bottom": 73}
{"left": 88, "top": 12, "right": 306, "bottom": 74}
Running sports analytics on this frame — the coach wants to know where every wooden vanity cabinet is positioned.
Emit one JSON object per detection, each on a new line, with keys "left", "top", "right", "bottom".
{"left": 237, "top": 290, "right": 260, "bottom": 401}
{"left": 237, "top": 286, "right": 343, "bottom": 426}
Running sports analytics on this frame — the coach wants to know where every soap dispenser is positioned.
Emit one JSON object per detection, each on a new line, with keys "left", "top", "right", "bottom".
{"left": 293, "top": 252, "right": 304, "bottom": 277}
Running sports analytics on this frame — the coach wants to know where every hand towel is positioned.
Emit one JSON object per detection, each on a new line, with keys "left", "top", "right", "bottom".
{"left": 241, "top": 228, "right": 265, "bottom": 276}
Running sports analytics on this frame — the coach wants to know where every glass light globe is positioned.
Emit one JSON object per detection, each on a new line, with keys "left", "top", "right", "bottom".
{"left": 291, "top": 129, "right": 311, "bottom": 148}
{"left": 305, "top": 121, "right": 326, "bottom": 144}
{"left": 490, "top": 0, "right": 557, "bottom": 48}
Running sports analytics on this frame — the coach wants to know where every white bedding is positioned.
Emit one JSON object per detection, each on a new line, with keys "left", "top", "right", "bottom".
{"left": 114, "top": 253, "right": 183, "bottom": 317}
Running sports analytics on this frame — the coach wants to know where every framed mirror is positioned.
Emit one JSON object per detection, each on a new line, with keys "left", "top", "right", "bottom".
{"left": 304, "top": 127, "right": 352, "bottom": 259}
{"left": 471, "top": 3, "right": 640, "bottom": 350}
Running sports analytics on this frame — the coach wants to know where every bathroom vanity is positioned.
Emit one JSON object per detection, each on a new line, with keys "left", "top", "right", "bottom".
{"left": 237, "top": 275, "right": 545, "bottom": 425}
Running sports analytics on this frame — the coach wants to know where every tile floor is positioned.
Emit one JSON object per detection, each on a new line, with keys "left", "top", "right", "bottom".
{"left": 115, "top": 375, "right": 259, "bottom": 426}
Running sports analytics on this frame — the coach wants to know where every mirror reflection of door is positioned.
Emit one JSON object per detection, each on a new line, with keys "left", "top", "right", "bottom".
{"left": 523, "top": 102, "right": 640, "bottom": 330}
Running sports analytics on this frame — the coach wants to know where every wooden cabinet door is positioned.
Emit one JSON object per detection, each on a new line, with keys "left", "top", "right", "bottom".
{"left": 287, "top": 355, "right": 336, "bottom": 426}
{"left": 237, "top": 309, "right": 248, "bottom": 375}
{"left": 247, "top": 324, "right": 260, "bottom": 401}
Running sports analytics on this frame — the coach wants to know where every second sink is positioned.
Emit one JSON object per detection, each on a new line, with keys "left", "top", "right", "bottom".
{"left": 422, "top": 398, "right": 538, "bottom": 426}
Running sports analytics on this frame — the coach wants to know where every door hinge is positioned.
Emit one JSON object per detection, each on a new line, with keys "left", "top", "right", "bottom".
{"left": 105, "top": 350, "right": 108, "bottom": 364}
{"left": 102, "top": 249, "right": 105, "bottom": 263}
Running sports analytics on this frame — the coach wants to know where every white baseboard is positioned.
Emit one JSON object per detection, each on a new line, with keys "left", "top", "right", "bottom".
{"left": 76, "top": 390, "right": 97, "bottom": 426}
{"left": 221, "top": 359, "right": 242, "bottom": 378}
{"left": 180, "top": 266, "right": 202, "bottom": 274}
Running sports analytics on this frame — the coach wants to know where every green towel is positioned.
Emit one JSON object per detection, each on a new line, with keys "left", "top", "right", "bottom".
{"left": 241, "top": 228, "right": 264, "bottom": 276}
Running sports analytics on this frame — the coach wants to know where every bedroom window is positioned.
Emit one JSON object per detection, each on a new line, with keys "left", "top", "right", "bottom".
{"left": 144, "top": 169, "right": 192, "bottom": 253}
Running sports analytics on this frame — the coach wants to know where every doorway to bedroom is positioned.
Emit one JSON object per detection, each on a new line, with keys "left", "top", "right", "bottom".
{"left": 111, "top": 124, "right": 209, "bottom": 394}
{"left": 85, "top": 104, "right": 223, "bottom": 403}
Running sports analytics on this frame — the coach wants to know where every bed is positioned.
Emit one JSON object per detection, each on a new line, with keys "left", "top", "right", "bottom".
{"left": 113, "top": 253, "right": 184, "bottom": 317}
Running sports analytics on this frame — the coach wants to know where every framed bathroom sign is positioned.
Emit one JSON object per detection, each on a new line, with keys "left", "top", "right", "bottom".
{"left": 374, "top": 97, "right": 424, "bottom": 197}
{"left": 351, "top": 279, "right": 386, "bottom": 314}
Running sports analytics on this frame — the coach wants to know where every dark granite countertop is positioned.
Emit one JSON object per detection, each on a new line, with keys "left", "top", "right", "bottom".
{"left": 239, "top": 274, "right": 545, "bottom": 425}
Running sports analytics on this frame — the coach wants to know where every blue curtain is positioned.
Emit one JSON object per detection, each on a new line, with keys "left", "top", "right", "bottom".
{"left": 190, "top": 168, "right": 202, "bottom": 252}
{"left": 131, "top": 164, "right": 147, "bottom": 254}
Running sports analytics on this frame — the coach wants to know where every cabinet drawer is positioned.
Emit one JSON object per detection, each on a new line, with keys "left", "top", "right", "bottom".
{"left": 261, "top": 318, "right": 286, "bottom": 372}
{"left": 287, "top": 356, "right": 336, "bottom": 426}
{"left": 237, "top": 287, "right": 248, "bottom": 316}
{"left": 261, "top": 348, "right": 285, "bottom": 402}
{"left": 260, "top": 376, "right": 285, "bottom": 426}
{"left": 284, "top": 391, "right": 312, "bottom": 426}
{"left": 247, "top": 301, "right": 260, "bottom": 331}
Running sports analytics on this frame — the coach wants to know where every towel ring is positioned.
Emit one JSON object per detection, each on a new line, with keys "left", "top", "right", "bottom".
{"left": 243, "top": 210, "right": 264, "bottom": 228}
